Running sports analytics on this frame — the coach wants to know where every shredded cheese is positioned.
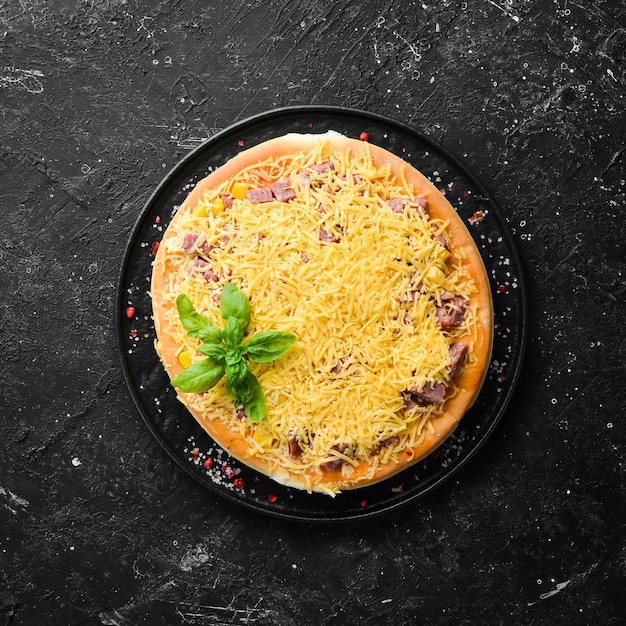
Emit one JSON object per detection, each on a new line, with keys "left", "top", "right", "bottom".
{"left": 154, "top": 139, "right": 479, "bottom": 492}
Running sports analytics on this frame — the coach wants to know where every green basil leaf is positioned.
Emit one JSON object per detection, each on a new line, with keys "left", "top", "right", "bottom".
{"left": 245, "top": 331, "right": 296, "bottom": 363}
{"left": 219, "top": 283, "right": 250, "bottom": 330}
{"left": 241, "top": 371, "right": 266, "bottom": 423}
{"left": 170, "top": 358, "right": 225, "bottom": 393}
{"left": 197, "top": 326, "right": 223, "bottom": 344}
{"left": 198, "top": 343, "right": 227, "bottom": 360}
{"left": 223, "top": 315, "right": 245, "bottom": 349}
{"left": 176, "top": 294, "right": 222, "bottom": 343}
{"left": 225, "top": 347, "right": 246, "bottom": 366}
{"left": 225, "top": 359, "right": 248, "bottom": 400}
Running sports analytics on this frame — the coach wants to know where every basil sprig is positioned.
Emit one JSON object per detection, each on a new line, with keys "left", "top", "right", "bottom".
{"left": 171, "top": 285, "right": 296, "bottom": 422}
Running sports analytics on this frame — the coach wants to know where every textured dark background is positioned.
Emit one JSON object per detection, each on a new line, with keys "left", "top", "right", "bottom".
{"left": 1, "top": 1, "right": 625, "bottom": 624}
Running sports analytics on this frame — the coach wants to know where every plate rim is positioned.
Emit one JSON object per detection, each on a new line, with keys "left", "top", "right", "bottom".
{"left": 115, "top": 105, "right": 528, "bottom": 523}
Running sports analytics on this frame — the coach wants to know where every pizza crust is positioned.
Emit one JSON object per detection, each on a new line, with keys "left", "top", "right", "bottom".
{"left": 151, "top": 131, "right": 493, "bottom": 494}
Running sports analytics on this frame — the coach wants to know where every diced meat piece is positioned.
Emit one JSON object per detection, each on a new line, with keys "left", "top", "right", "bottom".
{"left": 317, "top": 202, "right": 326, "bottom": 213}
{"left": 436, "top": 306, "right": 451, "bottom": 327}
{"left": 246, "top": 187, "right": 273, "bottom": 203}
{"left": 408, "top": 197, "right": 429, "bottom": 213}
{"left": 387, "top": 198, "right": 404, "bottom": 213}
{"left": 408, "top": 382, "right": 446, "bottom": 404}
{"left": 271, "top": 180, "right": 296, "bottom": 202}
{"left": 330, "top": 357, "right": 347, "bottom": 374}
{"left": 434, "top": 234, "right": 449, "bottom": 249}
{"left": 321, "top": 443, "right": 349, "bottom": 472}
{"left": 371, "top": 435, "right": 401, "bottom": 456}
{"left": 319, "top": 228, "right": 339, "bottom": 243}
{"left": 301, "top": 252, "right": 309, "bottom": 263}
{"left": 220, "top": 193, "right": 234, "bottom": 209}
{"left": 403, "top": 394, "right": 420, "bottom": 412}
{"left": 183, "top": 234, "right": 211, "bottom": 256}
{"left": 183, "top": 233, "right": 199, "bottom": 252}
{"left": 192, "top": 257, "right": 209, "bottom": 269}
{"left": 450, "top": 296, "right": 468, "bottom": 325}
{"left": 449, "top": 342, "right": 469, "bottom": 378}
{"left": 297, "top": 171, "right": 311, "bottom": 187}
{"left": 436, "top": 296, "right": 468, "bottom": 329}
{"left": 310, "top": 160, "right": 335, "bottom": 174}
{"left": 440, "top": 291, "right": 455, "bottom": 301}
{"left": 203, "top": 267, "right": 219, "bottom": 282}
{"left": 236, "top": 407, "right": 247, "bottom": 420}
{"left": 288, "top": 435, "right": 301, "bottom": 459}
{"left": 380, "top": 436, "right": 400, "bottom": 448}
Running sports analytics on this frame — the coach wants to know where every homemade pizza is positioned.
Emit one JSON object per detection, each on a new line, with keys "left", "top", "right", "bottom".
{"left": 150, "top": 131, "right": 493, "bottom": 495}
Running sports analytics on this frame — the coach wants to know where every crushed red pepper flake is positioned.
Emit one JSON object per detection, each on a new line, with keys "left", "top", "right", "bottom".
{"left": 237, "top": 139, "right": 244, "bottom": 147}
{"left": 203, "top": 458, "right": 213, "bottom": 469}
{"left": 223, "top": 465, "right": 235, "bottom": 478}
{"left": 497, "top": 284, "right": 506, "bottom": 293}
{"left": 151, "top": 241, "right": 160, "bottom": 255}
{"left": 359, "top": 131, "right": 369, "bottom": 141}
{"left": 233, "top": 477, "right": 245, "bottom": 489}
{"left": 125, "top": 307, "right": 135, "bottom": 318}
{"left": 469, "top": 210, "right": 485, "bottom": 225}
{"left": 267, "top": 493, "right": 278, "bottom": 503}
{"left": 360, "top": 499, "right": 368, "bottom": 508}
{"left": 130, "top": 329, "right": 138, "bottom": 338}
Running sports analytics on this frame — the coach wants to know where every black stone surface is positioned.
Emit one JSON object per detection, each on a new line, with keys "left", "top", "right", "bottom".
{"left": 1, "top": 1, "right": 624, "bottom": 624}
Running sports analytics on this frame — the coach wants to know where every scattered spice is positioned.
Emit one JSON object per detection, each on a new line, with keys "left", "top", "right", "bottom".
{"left": 151, "top": 241, "right": 160, "bottom": 255}
{"left": 203, "top": 458, "right": 213, "bottom": 469}
{"left": 360, "top": 499, "right": 368, "bottom": 508}
{"left": 237, "top": 139, "right": 244, "bottom": 147}
{"left": 469, "top": 210, "right": 484, "bottom": 225}
{"left": 223, "top": 465, "right": 235, "bottom": 478}
{"left": 130, "top": 329, "right": 138, "bottom": 338}
{"left": 267, "top": 493, "right": 278, "bottom": 503}
{"left": 359, "top": 131, "right": 369, "bottom": 141}
{"left": 497, "top": 284, "right": 506, "bottom": 293}
{"left": 125, "top": 306, "right": 135, "bottom": 319}
{"left": 233, "top": 477, "right": 245, "bottom": 489}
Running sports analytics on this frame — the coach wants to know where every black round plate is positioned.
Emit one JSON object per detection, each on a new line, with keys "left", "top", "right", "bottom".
{"left": 115, "top": 106, "right": 527, "bottom": 523}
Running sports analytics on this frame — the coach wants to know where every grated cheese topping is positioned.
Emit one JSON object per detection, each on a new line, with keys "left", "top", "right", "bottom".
{"left": 153, "top": 139, "right": 480, "bottom": 493}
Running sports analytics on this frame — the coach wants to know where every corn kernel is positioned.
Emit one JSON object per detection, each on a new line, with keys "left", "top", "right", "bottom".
{"left": 231, "top": 181, "right": 249, "bottom": 200}
{"left": 192, "top": 205, "right": 208, "bottom": 218}
{"left": 253, "top": 424, "right": 273, "bottom": 447}
{"left": 211, "top": 197, "right": 225, "bottom": 215}
{"left": 178, "top": 350, "right": 192, "bottom": 368}
{"left": 427, "top": 266, "right": 445, "bottom": 282}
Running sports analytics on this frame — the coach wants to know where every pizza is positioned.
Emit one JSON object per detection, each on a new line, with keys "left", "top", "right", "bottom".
{"left": 150, "top": 131, "right": 493, "bottom": 495}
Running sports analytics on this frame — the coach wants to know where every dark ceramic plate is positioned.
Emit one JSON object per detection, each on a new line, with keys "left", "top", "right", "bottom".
{"left": 116, "top": 106, "right": 527, "bottom": 522}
